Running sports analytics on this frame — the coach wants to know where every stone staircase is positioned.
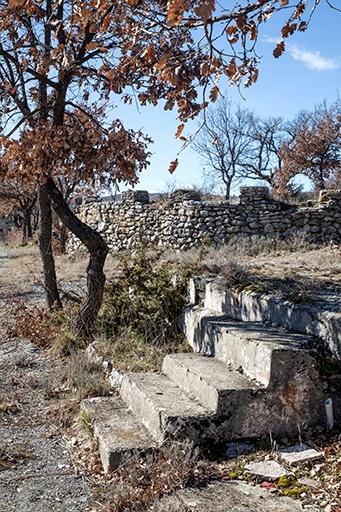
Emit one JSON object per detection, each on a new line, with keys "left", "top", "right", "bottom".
{"left": 83, "top": 315, "right": 325, "bottom": 472}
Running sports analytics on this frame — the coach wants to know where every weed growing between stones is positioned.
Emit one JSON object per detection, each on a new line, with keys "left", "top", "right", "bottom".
{"left": 78, "top": 410, "right": 94, "bottom": 438}
{"left": 0, "top": 399, "right": 20, "bottom": 414}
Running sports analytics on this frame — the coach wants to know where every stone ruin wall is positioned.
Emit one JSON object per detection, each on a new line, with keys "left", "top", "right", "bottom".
{"left": 67, "top": 186, "right": 341, "bottom": 253}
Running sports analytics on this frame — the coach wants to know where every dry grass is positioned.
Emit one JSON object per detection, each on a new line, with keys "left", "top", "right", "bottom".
{"left": 99, "top": 442, "right": 213, "bottom": 512}
{"left": 42, "top": 350, "right": 111, "bottom": 432}
{"left": 95, "top": 331, "right": 190, "bottom": 373}
{"left": 63, "top": 351, "right": 111, "bottom": 400}
{"left": 0, "top": 244, "right": 41, "bottom": 301}
{"left": 2, "top": 236, "right": 340, "bottom": 310}
{"left": 78, "top": 409, "right": 94, "bottom": 438}
{"left": 159, "top": 236, "right": 341, "bottom": 300}
{"left": 45, "top": 351, "right": 111, "bottom": 402}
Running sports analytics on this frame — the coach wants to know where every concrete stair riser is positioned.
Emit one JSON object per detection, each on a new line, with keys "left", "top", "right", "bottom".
{"left": 187, "top": 317, "right": 316, "bottom": 386}
{"left": 120, "top": 373, "right": 213, "bottom": 443}
{"left": 182, "top": 307, "right": 226, "bottom": 355}
{"left": 162, "top": 353, "right": 264, "bottom": 413}
{"left": 121, "top": 374, "right": 165, "bottom": 443}
{"left": 204, "top": 322, "right": 273, "bottom": 386}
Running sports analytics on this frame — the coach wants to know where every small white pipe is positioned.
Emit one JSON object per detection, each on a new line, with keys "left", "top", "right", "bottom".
{"left": 325, "top": 398, "right": 334, "bottom": 429}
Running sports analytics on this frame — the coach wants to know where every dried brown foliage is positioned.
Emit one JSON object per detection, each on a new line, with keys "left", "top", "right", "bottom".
{"left": 0, "top": 0, "right": 325, "bottom": 182}
{"left": 6, "top": 300, "right": 60, "bottom": 347}
{"left": 278, "top": 101, "right": 341, "bottom": 193}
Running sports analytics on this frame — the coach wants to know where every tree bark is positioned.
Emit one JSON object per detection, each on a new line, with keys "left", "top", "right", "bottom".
{"left": 45, "top": 177, "right": 108, "bottom": 339}
{"left": 21, "top": 210, "right": 33, "bottom": 244}
{"left": 224, "top": 180, "right": 231, "bottom": 200}
{"left": 59, "top": 222, "right": 68, "bottom": 254}
{"left": 37, "top": 184, "right": 62, "bottom": 309}
{"left": 22, "top": 217, "right": 27, "bottom": 245}
{"left": 26, "top": 211, "right": 33, "bottom": 239}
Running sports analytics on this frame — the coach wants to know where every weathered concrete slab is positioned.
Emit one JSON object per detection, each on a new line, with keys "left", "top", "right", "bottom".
{"left": 202, "top": 278, "right": 341, "bottom": 363}
{"left": 120, "top": 373, "right": 211, "bottom": 443}
{"left": 199, "top": 318, "right": 315, "bottom": 386}
{"left": 279, "top": 444, "right": 324, "bottom": 467}
{"left": 182, "top": 306, "right": 228, "bottom": 355}
{"left": 174, "top": 481, "right": 305, "bottom": 511}
{"left": 162, "top": 352, "right": 263, "bottom": 412}
{"left": 245, "top": 460, "right": 287, "bottom": 481}
{"left": 81, "top": 396, "right": 157, "bottom": 472}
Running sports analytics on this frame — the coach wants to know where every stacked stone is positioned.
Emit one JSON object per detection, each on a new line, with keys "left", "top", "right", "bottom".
{"left": 66, "top": 187, "right": 341, "bottom": 254}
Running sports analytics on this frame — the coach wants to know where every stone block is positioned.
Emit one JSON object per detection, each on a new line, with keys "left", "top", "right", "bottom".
{"left": 245, "top": 460, "right": 287, "bottom": 481}
{"left": 278, "top": 444, "right": 324, "bottom": 466}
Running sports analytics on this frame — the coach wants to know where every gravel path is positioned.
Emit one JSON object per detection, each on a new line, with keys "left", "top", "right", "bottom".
{"left": 0, "top": 244, "right": 94, "bottom": 512}
{"left": 0, "top": 337, "right": 94, "bottom": 512}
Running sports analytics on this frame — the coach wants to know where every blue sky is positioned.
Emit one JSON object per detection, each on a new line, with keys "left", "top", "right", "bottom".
{"left": 113, "top": 3, "right": 341, "bottom": 194}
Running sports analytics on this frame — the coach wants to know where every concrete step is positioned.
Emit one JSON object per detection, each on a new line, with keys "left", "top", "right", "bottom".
{"left": 120, "top": 372, "right": 211, "bottom": 443}
{"left": 162, "top": 353, "right": 263, "bottom": 413}
{"left": 81, "top": 396, "right": 158, "bottom": 472}
{"left": 198, "top": 318, "right": 317, "bottom": 387}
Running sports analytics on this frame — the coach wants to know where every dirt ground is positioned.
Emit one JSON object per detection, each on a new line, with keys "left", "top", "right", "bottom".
{"left": 1, "top": 242, "right": 340, "bottom": 302}
{"left": 0, "top": 338, "right": 94, "bottom": 512}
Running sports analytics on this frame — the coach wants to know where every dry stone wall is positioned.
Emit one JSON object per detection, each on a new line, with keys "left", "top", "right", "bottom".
{"left": 67, "top": 186, "right": 341, "bottom": 253}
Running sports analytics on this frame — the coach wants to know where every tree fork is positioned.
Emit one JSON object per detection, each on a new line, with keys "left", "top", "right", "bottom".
{"left": 45, "top": 177, "right": 108, "bottom": 339}
{"left": 37, "top": 184, "right": 62, "bottom": 309}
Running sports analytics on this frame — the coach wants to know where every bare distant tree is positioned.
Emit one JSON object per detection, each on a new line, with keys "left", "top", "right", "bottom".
{"left": 192, "top": 100, "right": 296, "bottom": 198}
{"left": 192, "top": 99, "right": 253, "bottom": 199}
{"left": 241, "top": 115, "right": 287, "bottom": 186}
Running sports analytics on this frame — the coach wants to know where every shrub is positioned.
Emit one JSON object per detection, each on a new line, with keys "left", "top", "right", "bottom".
{"left": 98, "top": 253, "right": 189, "bottom": 346}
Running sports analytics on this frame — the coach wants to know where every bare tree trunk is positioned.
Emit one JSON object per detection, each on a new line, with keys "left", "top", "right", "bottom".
{"left": 46, "top": 178, "right": 108, "bottom": 339}
{"left": 21, "top": 210, "right": 33, "bottom": 245}
{"left": 224, "top": 180, "right": 232, "bottom": 200}
{"left": 37, "top": 184, "right": 62, "bottom": 309}
{"left": 26, "top": 209, "right": 33, "bottom": 239}
{"left": 21, "top": 218, "right": 27, "bottom": 245}
{"left": 59, "top": 223, "right": 68, "bottom": 254}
